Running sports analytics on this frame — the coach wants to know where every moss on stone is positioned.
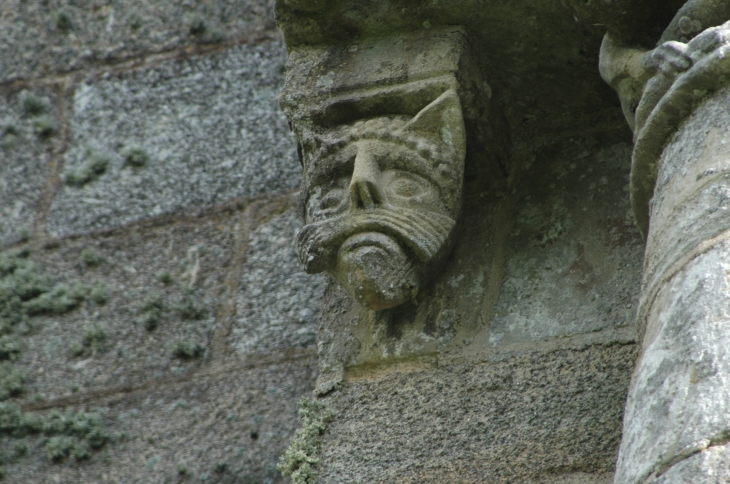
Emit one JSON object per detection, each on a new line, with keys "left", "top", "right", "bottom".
{"left": 0, "top": 336, "right": 20, "bottom": 361}
{"left": 81, "top": 325, "right": 106, "bottom": 350}
{"left": 32, "top": 115, "right": 57, "bottom": 138}
{"left": 187, "top": 13, "right": 207, "bottom": 35}
{"left": 24, "top": 282, "right": 88, "bottom": 316}
{"left": 173, "top": 295, "right": 206, "bottom": 320}
{"left": 172, "top": 340, "right": 205, "bottom": 359}
{"left": 142, "top": 292, "right": 164, "bottom": 312}
{"left": 0, "top": 363, "right": 24, "bottom": 401}
{"left": 22, "top": 94, "right": 47, "bottom": 116}
{"left": 156, "top": 271, "right": 173, "bottom": 285}
{"left": 63, "top": 151, "right": 110, "bottom": 187}
{"left": 122, "top": 145, "right": 149, "bottom": 168}
{"left": 52, "top": 9, "right": 73, "bottom": 31}
{"left": 278, "top": 398, "right": 334, "bottom": 484}
{"left": 141, "top": 309, "right": 161, "bottom": 331}
{"left": 81, "top": 247, "right": 103, "bottom": 267}
{"left": 0, "top": 403, "right": 109, "bottom": 460}
{"left": 89, "top": 281, "right": 110, "bottom": 305}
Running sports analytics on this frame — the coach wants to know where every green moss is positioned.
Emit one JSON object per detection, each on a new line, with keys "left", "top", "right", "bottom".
{"left": 63, "top": 151, "right": 110, "bottom": 187}
{"left": 24, "top": 282, "right": 88, "bottom": 316}
{"left": 207, "top": 28, "right": 225, "bottom": 43}
{"left": 13, "top": 442, "right": 28, "bottom": 457}
{"left": 188, "top": 13, "right": 207, "bottom": 35}
{"left": 214, "top": 462, "right": 227, "bottom": 473}
{"left": 128, "top": 11, "right": 143, "bottom": 30}
{"left": 142, "top": 309, "right": 161, "bottom": 331}
{"left": 142, "top": 292, "right": 164, "bottom": 312}
{"left": 0, "top": 363, "right": 24, "bottom": 401}
{"left": 156, "top": 271, "right": 173, "bottom": 285}
{"left": 0, "top": 336, "right": 20, "bottom": 361}
{"left": 174, "top": 295, "right": 206, "bottom": 320}
{"left": 22, "top": 94, "right": 47, "bottom": 116}
{"left": 81, "top": 325, "right": 106, "bottom": 350}
{"left": 32, "top": 116, "right": 57, "bottom": 137}
{"left": 172, "top": 340, "right": 204, "bottom": 359}
{"left": 278, "top": 398, "right": 334, "bottom": 484}
{"left": 52, "top": 9, "right": 73, "bottom": 31}
{"left": 81, "top": 247, "right": 102, "bottom": 267}
{"left": 89, "top": 282, "right": 110, "bottom": 305}
{"left": 122, "top": 145, "right": 149, "bottom": 167}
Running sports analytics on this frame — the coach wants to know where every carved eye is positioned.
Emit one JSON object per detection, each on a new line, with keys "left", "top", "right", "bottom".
{"left": 320, "top": 188, "right": 346, "bottom": 210}
{"left": 390, "top": 176, "right": 424, "bottom": 198}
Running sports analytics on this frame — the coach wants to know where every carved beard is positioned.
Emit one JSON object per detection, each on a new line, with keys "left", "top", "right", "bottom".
{"left": 296, "top": 207, "right": 455, "bottom": 309}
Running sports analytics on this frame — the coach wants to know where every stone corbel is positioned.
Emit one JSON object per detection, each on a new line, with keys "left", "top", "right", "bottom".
{"left": 279, "top": 26, "right": 506, "bottom": 312}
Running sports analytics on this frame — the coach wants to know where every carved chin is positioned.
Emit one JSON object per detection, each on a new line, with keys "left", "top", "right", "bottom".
{"left": 334, "top": 232, "right": 419, "bottom": 311}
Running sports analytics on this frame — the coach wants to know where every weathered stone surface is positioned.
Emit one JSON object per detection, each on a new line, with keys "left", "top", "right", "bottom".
{"left": 0, "top": 89, "right": 58, "bottom": 246}
{"left": 647, "top": 444, "right": 730, "bottom": 484}
{"left": 0, "top": 0, "right": 276, "bottom": 84}
{"left": 490, "top": 141, "right": 643, "bottom": 345}
{"left": 48, "top": 39, "right": 299, "bottom": 236}
{"left": 16, "top": 212, "right": 238, "bottom": 401}
{"left": 2, "top": 357, "right": 316, "bottom": 483}
{"left": 295, "top": 88, "right": 468, "bottom": 311}
{"left": 618, "top": 243, "right": 730, "bottom": 484}
{"left": 617, "top": 83, "right": 730, "bottom": 484}
{"left": 318, "top": 344, "right": 636, "bottom": 484}
{"left": 230, "top": 209, "right": 325, "bottom": 355}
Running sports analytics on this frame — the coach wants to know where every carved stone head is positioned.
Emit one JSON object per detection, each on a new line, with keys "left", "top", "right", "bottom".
{"left": 296, "top": 89, "right": 467, "bottom": 310}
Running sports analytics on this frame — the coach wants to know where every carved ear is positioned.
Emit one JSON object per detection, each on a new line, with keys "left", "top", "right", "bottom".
{"left": 398, "top": 88, "right": 466, "bottom": 160}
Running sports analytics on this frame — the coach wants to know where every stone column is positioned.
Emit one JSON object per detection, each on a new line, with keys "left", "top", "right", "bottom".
{"left": 615, "top": 22, "right": 730, "bottom": 483}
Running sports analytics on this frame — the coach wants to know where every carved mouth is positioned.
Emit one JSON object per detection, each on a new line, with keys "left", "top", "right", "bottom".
{"left": 339, "top": 232, "right": 402, "bottom": 256}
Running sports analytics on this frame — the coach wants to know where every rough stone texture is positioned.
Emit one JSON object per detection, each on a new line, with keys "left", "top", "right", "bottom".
{"left": 0, "top": 88, "right": 58, "bottom": 247}
{"left": 318, "top": 344, "right": 635, "bottom": 484}
{"left": 618, "top": 243, "right": 730, "bottom": 484}
{"left": 616, "top": 86, "right": 730, "bottom": 484}
{"left": 647, "top": 444, "right": 730, "bottom": 484}
{"left": 0, "top": 0, "right": 276, "bottom": 84}
{"left": 643, "top": 86, "right": 730, "bottom": 315}
{"left": 491, "top": 141, "right": 643, "bottom": 345}
{"left": 48, "top": 39, "right": 298, "bottom": 236}
{"left": 2, "top": 357, "right": 317, "bottom": 484}
{"left": 16, "top": 212, "right": 238, "bottom": 401}
{"left": 230, "top": 209, "right": 326, "bottom": 355}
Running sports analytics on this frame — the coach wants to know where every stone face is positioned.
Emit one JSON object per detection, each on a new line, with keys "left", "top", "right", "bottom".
{"left": 48, "top": 39, "right": 299, "bottom": 236}
{"left": 490, "top": 142, "right": 643, "bottom": 345}
{"left": 317, "top": 344, "right": 635, "bottom": 484}
{"left": 0, "top": 89, "right": 58, "bottom": 246}
{"left": 2, "top": 358, "right": 316, "bottom": 483}
{"left": 296, "top": 89, "right": 467, "bottom": 311}
{"left": 15, "top": 213, "right": 238, "bottom": 401}
{"left": 0, "top": 0, "right": 276, "bottom": 84}
{"left": 230, "top": 209, "right": 326, "bottom": 355}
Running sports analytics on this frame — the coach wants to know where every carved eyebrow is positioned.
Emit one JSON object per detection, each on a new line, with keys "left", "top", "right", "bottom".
{"left": 307, "top": 148, "right": 356, "bottom": 186}
{"left": 381, "top": 148, "right": 434, "bottom": 178}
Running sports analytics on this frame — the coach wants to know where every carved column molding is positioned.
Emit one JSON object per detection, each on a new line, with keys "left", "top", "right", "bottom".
{"left": 609, "top": 21, "right": 730, "bottom": 483}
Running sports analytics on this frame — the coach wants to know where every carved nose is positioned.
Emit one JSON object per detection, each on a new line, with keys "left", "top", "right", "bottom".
{"left": 350, "top": 151, "right": 384, "bottom": 209}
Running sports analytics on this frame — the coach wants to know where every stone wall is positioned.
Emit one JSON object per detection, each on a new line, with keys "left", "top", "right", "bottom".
{"left": 1, "top": 1, "right": 321, "bottom": 482}
{"left": 2, "top": 1, "right": 647, "bottom": 483}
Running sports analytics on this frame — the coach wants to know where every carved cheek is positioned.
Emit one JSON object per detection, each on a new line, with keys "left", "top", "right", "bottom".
{"left": 307, "top": 180, "right": 350, "bottom": 221}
